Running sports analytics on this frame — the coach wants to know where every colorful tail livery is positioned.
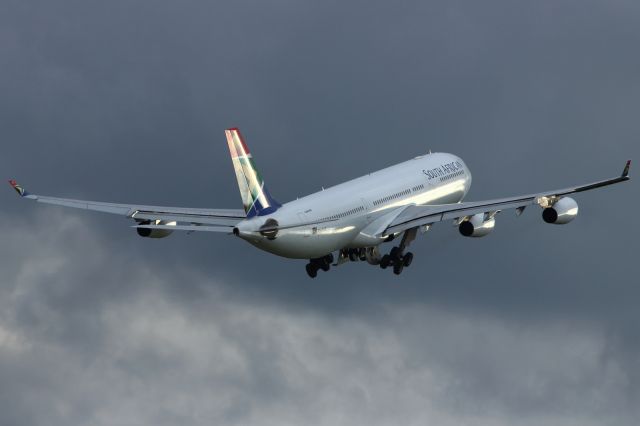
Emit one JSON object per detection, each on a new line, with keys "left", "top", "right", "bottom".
{"left": 8, "top": 180, "right": 29, "bottom": 197}
{"left": 225, "top": 128, "right": 281, "bottom": 218}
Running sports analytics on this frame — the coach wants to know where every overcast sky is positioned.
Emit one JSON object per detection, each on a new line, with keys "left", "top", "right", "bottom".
{"left": 1, "top": 1, "right": 639, "bottom": 425}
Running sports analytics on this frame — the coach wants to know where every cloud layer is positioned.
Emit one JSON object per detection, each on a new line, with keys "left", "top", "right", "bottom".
{"left": 1, "top": 212, "right": 637, "bottom": 426}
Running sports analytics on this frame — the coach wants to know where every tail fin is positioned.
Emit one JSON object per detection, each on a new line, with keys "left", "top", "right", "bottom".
{"left": 225, "top": 128, "right": 281, "bottom": 218}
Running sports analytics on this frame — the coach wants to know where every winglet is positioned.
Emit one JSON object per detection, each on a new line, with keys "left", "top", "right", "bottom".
{"left": 8, "top": 179, "right": 29, "bottom": 197}
{"left": 622, "top": 160, "right": 631, "bottom": 178}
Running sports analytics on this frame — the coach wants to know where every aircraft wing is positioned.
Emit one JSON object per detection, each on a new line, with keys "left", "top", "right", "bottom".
{"left": 384, "top": 160, "right": 631, "bottom": 235}
{"left": 8, "top": 180, "right": 245, "bottom": 233}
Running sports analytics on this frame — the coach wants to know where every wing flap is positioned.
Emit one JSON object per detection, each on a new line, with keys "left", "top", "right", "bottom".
{"left": 133, "top": 224, "right": 233, "bottom": 233}
{"left": 131, "top": 211, "right": 241, "bottom": 226}
{"left": 385, "top": 199, "right": 533, "bottom": 235}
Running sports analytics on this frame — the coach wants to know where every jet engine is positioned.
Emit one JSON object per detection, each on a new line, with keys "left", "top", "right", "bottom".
{"left": 459, "top": 213, "right": 495, "bottom": 237}
{"left": 136, "top": 220, "right": 176, "bottom": 238}
{"left": 542, "top": 197, "right": 578, "bottom": 224}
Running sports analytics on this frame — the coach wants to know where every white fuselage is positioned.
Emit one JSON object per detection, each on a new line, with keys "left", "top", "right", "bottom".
{"left": 235, "top": 153, "right": 472, "bottom": 259}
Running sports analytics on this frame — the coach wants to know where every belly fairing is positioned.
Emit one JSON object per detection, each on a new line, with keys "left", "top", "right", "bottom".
{"left": 244, "top": 222, "right": 362, "bottom": 259}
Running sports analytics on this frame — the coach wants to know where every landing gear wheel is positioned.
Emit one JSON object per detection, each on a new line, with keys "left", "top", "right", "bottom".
{"left": 358, "top": 248, "right": 367, "bottom": 261}
{"left": 320, "top": 262, "right": 330, "bottom": 272}
{"left": 380, "top": 254, "right": 391, "bottom": 269}
{"left": 306, "top": 263, "right": 318, "bottom": 278}
{"left": 403, "top": 252, "right": 414, "bottom": 267}
{"left": 393, "top": 262, "right": 404, "bottom": 275}
{"left": 348, "top": 249, "right": 358, "bottom": 262}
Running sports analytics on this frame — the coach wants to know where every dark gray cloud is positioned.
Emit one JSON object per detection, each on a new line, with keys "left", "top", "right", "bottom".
{"left": 1, "top": 1, "right": 639, "bottom": 425}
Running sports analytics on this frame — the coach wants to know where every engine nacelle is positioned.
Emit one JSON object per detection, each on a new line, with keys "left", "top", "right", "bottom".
{"left": 459, "top": 213, "right": 495, "bottom": 237}
{"left": 542, "top": 197, "right": 578, "bottom": 224}
{"left": 136, "top": 220, "right": 176, "bottom": 238}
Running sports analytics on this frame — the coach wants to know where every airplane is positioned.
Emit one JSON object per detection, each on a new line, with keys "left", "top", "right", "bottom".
{"left": 9, "top": 128, "right": 631, "bottom": 278}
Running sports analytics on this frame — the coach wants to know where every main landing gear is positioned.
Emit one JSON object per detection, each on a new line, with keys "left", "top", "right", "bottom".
{"left": 305, "top": 253, "right": 334, "bottom": 278}
{"left": 379, "top": 227, "right": 418, "bottom": 275}
{"left": 379, "top": 248, "right": 414, "bottom": 275}
{"left": 304, "top": 227, "right": 420, "bottom": 277}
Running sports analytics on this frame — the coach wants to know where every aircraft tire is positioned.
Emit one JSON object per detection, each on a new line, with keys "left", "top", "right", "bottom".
{"left": 349, "top": 250, "right": 358, "bottom": 261}
{"left": 320, "top": 262, "right": 330, "bottom": 272}
{"left": 358, "top": 248, "right": 367, "bottom": 261}
{"left": 393, "top": 263, "right": 404, "bottom": 275}
{"left": 380, "top": 255, "right": 391, "bottom": 269}
{"left": 306, "top": 263, "right": 318, "bottom": 278}
{"left": 403, "top": 252, "right": 414, "bottom": 267}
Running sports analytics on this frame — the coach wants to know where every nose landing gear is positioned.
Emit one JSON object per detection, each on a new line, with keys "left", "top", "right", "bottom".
{"left": 346, "top": 248, "right": 367, "bottom": 262}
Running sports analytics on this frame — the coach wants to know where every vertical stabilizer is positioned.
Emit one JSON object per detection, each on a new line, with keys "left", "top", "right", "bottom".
{"left": 225, "top": 128, "right": 281, "bottom": 218}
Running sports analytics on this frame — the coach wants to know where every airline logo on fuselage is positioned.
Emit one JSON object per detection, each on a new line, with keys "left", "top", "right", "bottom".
{"left": 422, "top": 161, "right": 464, "bottom": 180}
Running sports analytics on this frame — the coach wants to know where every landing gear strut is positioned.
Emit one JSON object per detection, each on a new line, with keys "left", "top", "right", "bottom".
{"left": 305, "top": 253, "right": 334, "bottom": 278}
{"left": 380, "top": 227, "right": 418, "bottom": 275}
